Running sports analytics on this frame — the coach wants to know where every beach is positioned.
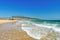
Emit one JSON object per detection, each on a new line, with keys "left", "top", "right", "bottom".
{"left": 0, "top": 19, "right": 60, "bottom": 40}
{"left": 0, "top": 20, "right": 35, "bottom": 40}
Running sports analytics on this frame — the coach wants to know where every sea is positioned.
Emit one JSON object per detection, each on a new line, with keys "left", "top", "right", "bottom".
{"left": 30, "top": 20, "right": 60, "bottom": 31}
{"left": 21, "top": 19, "right": 60, "bottom": 40}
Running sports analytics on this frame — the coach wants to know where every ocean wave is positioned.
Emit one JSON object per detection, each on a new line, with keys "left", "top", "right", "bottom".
{"left": 28, "top": 21, "right": 60, "bottom": 32}
{"left": 16, "top": 20, "right": 60, "bottom": 40}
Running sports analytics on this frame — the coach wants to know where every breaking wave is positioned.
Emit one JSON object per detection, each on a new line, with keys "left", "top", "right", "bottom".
{"left": 17, "top": 20, "right": 60, "bottom": 39}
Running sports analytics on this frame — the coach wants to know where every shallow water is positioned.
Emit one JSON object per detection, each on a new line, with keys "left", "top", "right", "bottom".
{"left": 20, "top": 20, "right": 60, "bottom": 40}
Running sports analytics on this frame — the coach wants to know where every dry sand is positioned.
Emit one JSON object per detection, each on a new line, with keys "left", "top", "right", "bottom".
{"left": 0, "top": 20, "right": 17, "bottom": 24}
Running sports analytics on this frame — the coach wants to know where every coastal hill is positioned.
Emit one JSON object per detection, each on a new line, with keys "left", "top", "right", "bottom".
{"left": 0, "top": 16, "right": 41, "bottom": 24}
{"left": 10, "top": 16, "right": 41, "bottom": 20}
{"left": 0, "top": 16, "right": 41, "bottom": 20}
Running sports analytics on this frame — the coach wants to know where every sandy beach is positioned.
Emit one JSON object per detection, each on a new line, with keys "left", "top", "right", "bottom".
{"left": 0, "top": 20, "right": 17, "bottom": 24}
{"left": 0, "top": 20, "right": 35, "bottom": 40}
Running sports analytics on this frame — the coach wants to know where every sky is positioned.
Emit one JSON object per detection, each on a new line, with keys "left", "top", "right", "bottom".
{"left": 0, "top": 0, "right": 60, "bottom": 20}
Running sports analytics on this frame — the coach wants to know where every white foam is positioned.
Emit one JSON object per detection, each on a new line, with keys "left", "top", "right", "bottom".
{"left": 30, "top": 22, "right": 60, "bottom": 32}
{"left": 35, "top": 24, "right": 60, "bottom": 32}
{"left": 21, "top": 21, "right": 52, "bottom": 39}
{"left": 21, "top": 27, "right": 41, "bottom": 39}
{"left": 16, "top": 20, "right": 60, "bottom": 39}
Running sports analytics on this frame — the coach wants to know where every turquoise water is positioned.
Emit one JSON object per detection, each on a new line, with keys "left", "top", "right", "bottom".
{"left": 29, "top": 20, "right": 60, "bottom": 27}
{"left": 21, "top": 20, "right": 60, "bottom": 39}
{"left": 27, "top": 19, "right": 60, "bottom": 32}
{"left": 30, "top": 20, "right": 60, "bottom": 24}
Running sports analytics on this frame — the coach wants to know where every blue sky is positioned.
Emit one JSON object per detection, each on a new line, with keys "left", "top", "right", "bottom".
{"left": 0, "top": 0, "right": 60, "bottom": 20}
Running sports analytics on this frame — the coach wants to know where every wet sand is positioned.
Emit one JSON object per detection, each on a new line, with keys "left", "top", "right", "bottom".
{"left": 0, "top": 29, "right": 35, "bottom": 40}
